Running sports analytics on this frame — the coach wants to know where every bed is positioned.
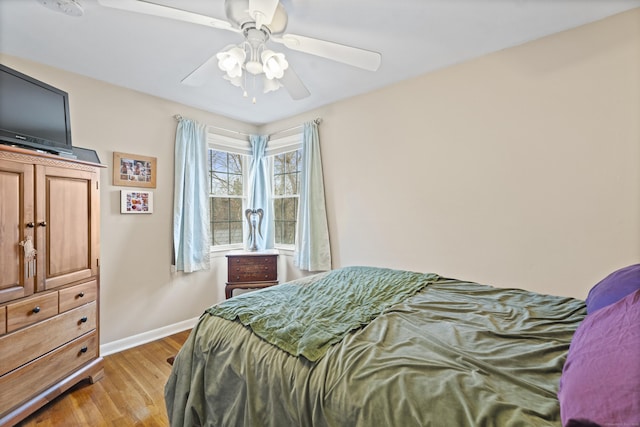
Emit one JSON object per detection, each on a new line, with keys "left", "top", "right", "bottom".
{"left": 164, "top": 265, "right": 640, "bottom": 427}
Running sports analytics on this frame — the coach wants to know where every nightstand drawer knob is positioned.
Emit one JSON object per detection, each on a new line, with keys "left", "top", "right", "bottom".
{"left": 32, "top": 306, "right": 40, "bottom": 313}
{"left": 78, "top": 292, "right": 85, "bottom": 298}
{"left": 80, "top": 316, "right": 88, "bottom": 323}
{"left": 80, "top": 346, "right": 88, "bottom": 353}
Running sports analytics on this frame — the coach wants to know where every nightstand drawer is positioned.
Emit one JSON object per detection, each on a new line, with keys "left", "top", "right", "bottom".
{"left": 227, "top": 254, "right": 278, "bottom": 284}
{"left": 229, "top": 255, "right": 277, "bottom": 266}
{"left": 229, "top": 267, "right": 277, "bottom": 283}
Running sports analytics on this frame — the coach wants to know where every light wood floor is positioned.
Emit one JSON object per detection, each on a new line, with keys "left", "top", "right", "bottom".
{"left": 17, "top": 330, "right": 190, "bottom": 427}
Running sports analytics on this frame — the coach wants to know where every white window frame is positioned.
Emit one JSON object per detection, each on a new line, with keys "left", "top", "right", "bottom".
{"left": 268, "top": 134, "right": 302, "bottom": 250}
{"left": 208, "top": 131, "right": 250, "bottom": 252}
{"left": 207, "top": 129, "right": 303, "bottom": 252}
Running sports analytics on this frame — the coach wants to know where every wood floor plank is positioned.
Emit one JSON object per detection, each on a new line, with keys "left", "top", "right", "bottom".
{"left": 16, "top": 330, "right": 190, "bottom": 427}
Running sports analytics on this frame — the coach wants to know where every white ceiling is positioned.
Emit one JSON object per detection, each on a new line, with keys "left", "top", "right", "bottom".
{"left": 1, "top": 0, "right": 638, "bottom": 125}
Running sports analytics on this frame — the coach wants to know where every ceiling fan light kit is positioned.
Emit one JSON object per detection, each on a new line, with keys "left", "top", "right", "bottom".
{"left": 97, "top": 0, "right": 382, "bottom": 102}
{"left": 213, "top": 23, "right": 292, "bottom": 101}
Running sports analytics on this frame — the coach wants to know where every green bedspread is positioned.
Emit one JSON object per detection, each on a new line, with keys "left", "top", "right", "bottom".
{"left": 165, "top": 267, "right": 586, "bottom": 427}
{"left": 206, "top": 266, "right": 439, "bottom": 361}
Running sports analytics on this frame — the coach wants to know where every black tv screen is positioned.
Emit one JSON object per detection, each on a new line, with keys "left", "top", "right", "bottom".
{"left": 0, "top": 64, "right": 73, "bottom": 155}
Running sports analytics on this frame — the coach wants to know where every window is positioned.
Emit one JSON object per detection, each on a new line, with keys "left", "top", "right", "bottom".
{"left": 208, "top": 131, "right": 302, "bottom": 249}
{"left": 209, "top": 149, "right": 245, "bottom": 246}
{"left": 273, "top": 149, "right": 301, "bottom": 245}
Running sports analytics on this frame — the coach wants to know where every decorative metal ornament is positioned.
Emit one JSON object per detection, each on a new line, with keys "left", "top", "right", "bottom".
{"left": 245, "top": 208, "right": 264, "bottom": 251}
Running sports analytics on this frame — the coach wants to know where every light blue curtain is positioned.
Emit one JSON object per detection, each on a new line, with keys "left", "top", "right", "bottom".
{"left": 247, "top": 134, "right": 274, "bottom": 250}
{"left": 172, "top": 118, "right": 210, "bottom": 272}
{"left": 294, "top": 121, "right": 331, "bottom": 271}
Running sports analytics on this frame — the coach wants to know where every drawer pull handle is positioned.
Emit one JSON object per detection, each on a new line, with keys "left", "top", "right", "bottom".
{"left": 80, "top": 346, "right": 88, "bottom": 353}
{"left": 39, "top": 221, "right": 47, "bottom": 227}
{"left": 32, "top": 306, "right": 40, "bottom": 313}
{"left": 78, "top": 292, "right": 85, "bottom": 298}
{"left": 26, "top": 222, "right": 35, "bottom": 228}
{"left": 80, "top": 316, "right": 88, "bottom": 323}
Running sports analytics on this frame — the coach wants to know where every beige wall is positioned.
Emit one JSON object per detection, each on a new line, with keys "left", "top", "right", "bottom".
{"left": 1, "top": 8, "right": 638, "bottom": 348}
{"left": 261, "top": 8, "right": 640, "bottom": 298}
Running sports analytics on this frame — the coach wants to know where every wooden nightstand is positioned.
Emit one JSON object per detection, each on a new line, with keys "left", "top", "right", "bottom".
{"left": 225, "top": 250, "right": 279, "bottom": 299}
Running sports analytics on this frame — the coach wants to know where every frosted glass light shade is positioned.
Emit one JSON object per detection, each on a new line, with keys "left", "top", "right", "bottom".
{"left": 261, "top": 50, "right": 288, "bottom": 79}
{"left": 216, "top": 46, "right": 246, "bottom": 78}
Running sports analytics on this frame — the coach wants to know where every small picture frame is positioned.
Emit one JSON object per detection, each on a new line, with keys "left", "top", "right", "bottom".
{"left": 121, "top": 190, "right": 153, "bottom": 214}
{"left": 113, "top": 152, "right": 157, "bottom": 188}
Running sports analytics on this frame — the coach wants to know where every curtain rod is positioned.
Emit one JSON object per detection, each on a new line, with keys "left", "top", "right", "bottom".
{"left": 270, "top": 118, "right": 322, "bottom": 137}
{"left": 174, "top": 114, "right": 322, "bottom": 137}
{"left": 174, "top": 115, "right": 251, "bottom": 136}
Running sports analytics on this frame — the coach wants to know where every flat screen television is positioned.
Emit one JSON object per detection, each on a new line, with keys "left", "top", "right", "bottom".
{"left": 0, "top": 64, "right": 74, "bottom": 156}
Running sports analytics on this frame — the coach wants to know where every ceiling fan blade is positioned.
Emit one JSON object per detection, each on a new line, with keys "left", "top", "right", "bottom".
{"left": 97, "top": 0, "right": 238, "bottom": 32}
{"left": 249, "top": 0, "right": 279, "bottom": 30}
{"left": 181, "top": 54, "right": 219, "bottom": 87}
{"left": 279, "top": 66, "right": 310, "bottom": 100}
{"left": 272, "top": 34, "right": 381, "bottom": 72}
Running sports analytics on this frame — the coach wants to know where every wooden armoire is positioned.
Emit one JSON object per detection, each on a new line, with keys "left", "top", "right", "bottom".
{"left": 0, "top": 145, "right": 104, "bottom": 426}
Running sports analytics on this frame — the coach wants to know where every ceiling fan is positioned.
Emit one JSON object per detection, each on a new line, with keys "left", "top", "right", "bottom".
{"left": 97, "top": 0, "right": 382, "bottom": 101}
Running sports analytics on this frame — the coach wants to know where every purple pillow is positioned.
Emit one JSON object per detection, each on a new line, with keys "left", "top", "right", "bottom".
{"left": 558, "top": 289, "right": 640, "bottom": 427}
{"left": 585, "top": 264, "right": 640, "bottom": 314}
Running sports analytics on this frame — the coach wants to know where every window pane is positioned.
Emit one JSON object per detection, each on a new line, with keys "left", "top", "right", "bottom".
{"left": 228, "top": 153, "right": 242, "bottom": 174}
{"left": 211, "top": 172, "right": 228, "bottom": 195}
{"left": 285, "top": 172, "right": 298, "bottom": 195}
{"left": 209, "top": 149, "right": 246, "bottom": 247}
{"left": 274, "top": 174, "right": 284, "bottom": 196}
{"left": 273, "top": 198, "right": 283, "bottom": 217}
{"left": 229, "top": 198, "right": 243, "bottom": 221}
{"left": 212, "top": 197, "right": 229, "bottom": 221}
{"left": 212, "top": 222, "right": 230, "bottom": 245}
{"left": 230, "top": 221, "right": 243, "bottom": 244}
{"left": 283, "top": 222, "right": 295, "bottom": 245}
{"left": 283, "top": 197, "right": 297, "bottom": 220}
{"left": 274, "top": 153, "right": 285, "bottom": 175}
{"left": 274, "top": 220, "right": 283, "bottom": 244}
{"left": 284, "top": 151, "right": 297, "bottom": 173}
{"left": 273, "top": 148, "right": 301, "bottom": 245}
{"left": 212, "top": 150, "right": 228, "bottom": 172}
{"left": 229, "top": 173, "right": 243, "bottom": 196}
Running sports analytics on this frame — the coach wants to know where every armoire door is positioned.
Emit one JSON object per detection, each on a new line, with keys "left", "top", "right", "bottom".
{"left": 0, "top": 159, "right": 35, "bottom": 303}
{"left": 35, "top": 164, "right": 100, "bottom": 291}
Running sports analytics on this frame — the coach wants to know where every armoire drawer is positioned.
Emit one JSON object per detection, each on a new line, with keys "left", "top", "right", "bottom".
{"left": 0, "top": 332, "right": 98, "bottom": 415}
{"left": 59, "top": 280, "right": 97, "bottom": 313}
{"left": 0, "top": 302, "right": 97, "bottom": 376}
{"left": 0, "top": 306, "right": 5, "bottom": 335}
{"left": 6, "top": 292, "right": 58, "bottom": 333}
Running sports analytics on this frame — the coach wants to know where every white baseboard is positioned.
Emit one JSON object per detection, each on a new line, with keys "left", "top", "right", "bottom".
{"left": 100, "top": 317, "right": 199, "bottom": 356}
